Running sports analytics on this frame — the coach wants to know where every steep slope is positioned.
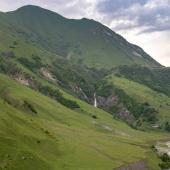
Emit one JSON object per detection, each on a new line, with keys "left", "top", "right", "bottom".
{"left": 0, "top": 22, "right": 169, "bottom": 129}
{"left": 106, "top": 75, "right": 170, "bottom": 128}
{"left": 0, "top": 5, "right": 160, "bottom": 68}
{"left": 0, "top": 73, "right": 167, "bottom": 170}
{"left": 112, "top": 65, "right": 170, "bottom": 97}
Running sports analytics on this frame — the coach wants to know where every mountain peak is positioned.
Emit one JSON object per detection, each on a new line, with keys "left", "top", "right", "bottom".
{"left": 17, "top": 5, "right": 44, "bottom": 11}
{"left": 3, "top": 5, "right": 160, "bottom": 68}
{"left": 12, "top": 5, "right": 65, "bottom": 20}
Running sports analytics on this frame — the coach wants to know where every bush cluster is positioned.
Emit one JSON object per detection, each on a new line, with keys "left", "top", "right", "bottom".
{"left": 38, "top": 84, "right": 80, "bottom": 109}
{"left": 23, "top": 101, "right": 37, "bottom": 114}
{"left": 159, "top": 153, "right": 170, "bottom": 169}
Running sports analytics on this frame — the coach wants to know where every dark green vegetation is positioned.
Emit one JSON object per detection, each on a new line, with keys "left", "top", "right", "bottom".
{"left": 107, "top": 75, "right": 170, "bottom": 129}
{"left": 159, "top": 153, "right": 170, "bottom": 169}
{"left": 0, "top": 5, "right": 170, "bottom": 170}
{"left": 23, "top": 100, "right": 38, "bottom": 114}
{"left": 113, "top": 65, "right": 170, "bottom": 97}
{"left": 165, "top": 122, "right": 170, "bottom": 132}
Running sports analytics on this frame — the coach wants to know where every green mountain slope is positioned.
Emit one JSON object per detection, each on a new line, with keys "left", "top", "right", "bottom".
{"left": 0, "top": 5, "right": 168, "bottom": 130}
{"left": 106, "top": 75, "right": 170, "bottom": 128}
{"left": 112, "top": 65, "right": 170, "bottom": 97}
{"left": 0, "top": 5, "right": 170, "bottom": 170}
{"left": 0, "top": 5, "right": 160, "bottom": 68}
{"left": 0, "top": 73, "right": 168, "bottom": 170}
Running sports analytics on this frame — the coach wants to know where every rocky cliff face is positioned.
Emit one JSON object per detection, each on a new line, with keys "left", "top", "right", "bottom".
{"left": 96, "top": 94, "right": 135, "bottom": 124}
{"left": 97, "top": 95, "right": 118, "bottom": 107}
{"left": 59, "top": 81, "right": 136, "bottom": 124}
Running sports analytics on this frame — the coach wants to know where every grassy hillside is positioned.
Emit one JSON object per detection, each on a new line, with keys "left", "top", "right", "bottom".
{"left": 0, "top": 5, "right": 160, "bottom": 69}
{"left": 0, "top": 73, "right": 169, "bottom": 170}
{"left": 0, "top": 27, "right": 106, "bottom": 103}
{"left": 113, "top": 65, "right": 170, "bottom": 97}
{"left": 0, "top": 20, "right": 169, "bottom": 129}
{"left": 0, "top": 5, "right": 170, "bottom": 170}
{"left": 107, "top": 75, "right": 170, "bottom": 127}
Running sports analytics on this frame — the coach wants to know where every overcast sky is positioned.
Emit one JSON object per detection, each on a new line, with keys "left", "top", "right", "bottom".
{"left": 0, "top": 0, "right": 170, "bottom": 66}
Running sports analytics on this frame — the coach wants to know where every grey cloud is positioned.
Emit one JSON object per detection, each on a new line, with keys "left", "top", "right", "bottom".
{"left": 97, "top": 0, "right": 148, "bottom": 13}
{"left": 0, "top": 0, "right": 91, "bottom": 18}
{"left": 97, "top": 0, "right": 170, "bottom": 33}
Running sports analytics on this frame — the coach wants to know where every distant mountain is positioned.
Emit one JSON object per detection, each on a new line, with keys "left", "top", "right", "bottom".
{"left": 0, "top": 5, "right": 161, "bottom": 68}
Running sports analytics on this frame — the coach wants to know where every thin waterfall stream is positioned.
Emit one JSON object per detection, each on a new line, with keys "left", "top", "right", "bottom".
{"left": 94, "top": 93, "right": 97, "bottom": 108}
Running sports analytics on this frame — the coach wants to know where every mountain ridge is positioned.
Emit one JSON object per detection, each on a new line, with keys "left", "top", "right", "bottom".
{"left": 0, "top": 5, "right": 161, "bottom": 68}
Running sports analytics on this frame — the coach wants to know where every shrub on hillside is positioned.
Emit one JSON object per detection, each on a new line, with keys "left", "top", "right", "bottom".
{"left": 18, "top": 55, "right": 44, "bottom": 71}
{"left": 140, "top": 102, "right": 157, "bottom": 122}
{"left": 165, "top": 121, "right": 170, "bottom": 132}
{"left": 0, "top": 57, "right": 21, "bottom": 75}
{"left": 159, "top": 153, "right": 170, "bottom": 169}
{"left": 1, "top": 51, "right": 15, "bottom": 58}
{"left": 23, "top": 101, "right": 37, "bottom": 114}
{"left": 38, "top": 84, "right": 80, "bottom": 109}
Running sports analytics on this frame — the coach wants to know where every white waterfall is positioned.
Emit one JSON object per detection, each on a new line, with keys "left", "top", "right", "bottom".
{"left": 94, "top": 93, "right": 97, "bottom": 107}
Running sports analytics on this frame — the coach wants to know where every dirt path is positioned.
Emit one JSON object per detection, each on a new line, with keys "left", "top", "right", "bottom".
{"left": 113, "top": 160, "right": 149, "bottom": 170}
